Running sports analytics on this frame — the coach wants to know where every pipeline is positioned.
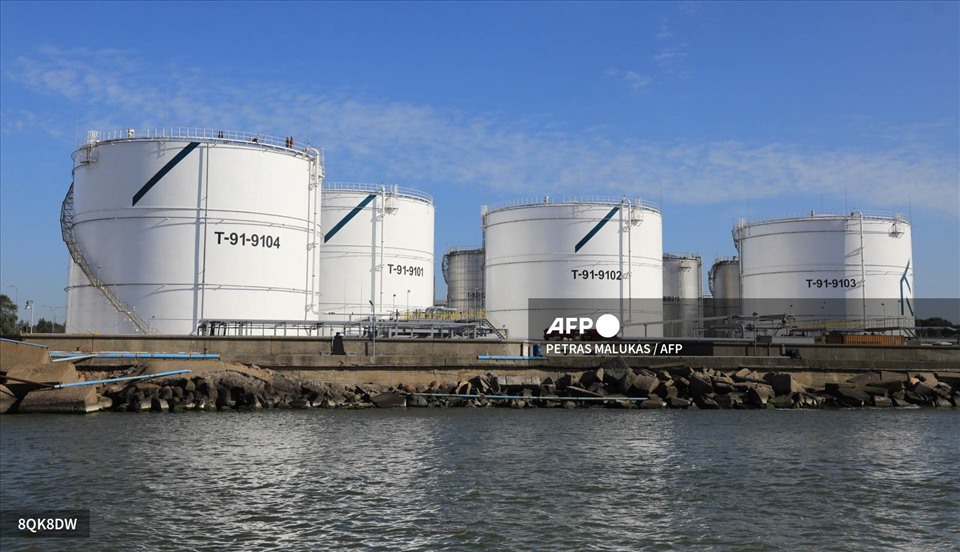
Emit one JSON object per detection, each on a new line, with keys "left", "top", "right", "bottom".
{"left": 410, "top": 392, "right": 648, "bottom": 402}
{"left": 477, "top": 355, "right": 546, "bottom": 361}
{"left": 1, "top": 369, "right": 192, "bottom": 390}
{"left": 49, "top": 352, "right": 219, "bottom": 360}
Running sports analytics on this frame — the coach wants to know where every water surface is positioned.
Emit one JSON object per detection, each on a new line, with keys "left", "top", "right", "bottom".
{"left": 1, "top": 409, "right": 957, "bottom": 551}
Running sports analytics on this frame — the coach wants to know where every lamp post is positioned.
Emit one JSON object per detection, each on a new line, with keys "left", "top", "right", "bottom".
{"left": 896, "top": 299, "right": 902, "bottom": 336}
{"left": 368, "top": 300, "right": 376, "bottom": 357}
{"left": 393, "top": 293, "right": 396, "bottom": 319}
{"left": 406, "top": 289, "right": 411, "bottom": 315}
{"left": 881, "top": 302, "right": 886, "bottom": 334}
{"left": 44, "top": 305, "right": 65, "bottom": 329}
{"left": 25, "top": 300, "right": 34, "bottom": 333}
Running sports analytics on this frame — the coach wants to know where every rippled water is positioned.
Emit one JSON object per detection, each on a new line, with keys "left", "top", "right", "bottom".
{"left": 1, "top": 409, "right": 958, "bottom": 551}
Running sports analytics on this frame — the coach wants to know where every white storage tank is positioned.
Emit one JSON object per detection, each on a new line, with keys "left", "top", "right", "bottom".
{"left": 483, "top": 197, "right": 663, "bottom": 339}
{"left": 63, "top": 128, "right": 322, "bottom": 334}
{"left": 663, "top": 253, "right": 702, "bottom": 337}
{"left": 317, "top": 183, "right": 434, "bottom": 322}
{"left": 442, "top": 247, "right": 485, "bottom": 311}
{"left": 733, "top": 211, "right": 914, "bottom": 328}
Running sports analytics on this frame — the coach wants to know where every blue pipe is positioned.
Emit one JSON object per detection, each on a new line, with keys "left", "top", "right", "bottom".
{"left": 412, "top": 392, "right": 648, "bottom": 401}
{"left": 54, "top": 369, "right": 192, "bottom": 389}
{"left": 49, "top": 352, "right": 219, "bottom": 360}
{"left": 477, "top": 355, "right": 547, "bottom": 361}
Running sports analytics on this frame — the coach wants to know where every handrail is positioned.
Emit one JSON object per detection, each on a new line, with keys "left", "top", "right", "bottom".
{"left": 738, "top": 210, "right": 909, "bottom": 226}
{"left": 663, "top": 252, "right": 701, "bottom": 261}
{"left": 322, "top": 182, "right": 433, "bottom": 203}
{"left": 75, "top": 128, "right": 322, "bottom": 161}
{"left": 61, "top": 183, "right": 156, "bottom": 334}
{"left": 484, "top": 195, "right": 661, "bottom": 213}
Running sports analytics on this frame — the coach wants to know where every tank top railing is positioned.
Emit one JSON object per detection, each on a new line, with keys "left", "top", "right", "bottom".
{"left": 79, "top": 128, "right": 322, "bottom": 159}
{"left": 485, "top": 196, "right": 661, "bottom": 213}
{"left": 742, "top": 210, "right": 909, "bottom": 225}
{"left": 323, "top": 182, "right": 433, "bottom": 203}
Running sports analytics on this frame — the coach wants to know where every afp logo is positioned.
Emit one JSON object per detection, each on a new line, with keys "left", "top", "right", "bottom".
{"left": 546, "top": 313, "right": 620, "bottom": 338}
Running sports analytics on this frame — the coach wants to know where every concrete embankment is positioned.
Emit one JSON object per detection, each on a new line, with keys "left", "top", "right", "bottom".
{"left": 3, "top": 336, "right": 960, "bottom": 412}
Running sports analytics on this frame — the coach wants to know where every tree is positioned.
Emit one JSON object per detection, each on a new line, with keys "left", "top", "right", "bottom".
{"left": 916, "top": 317, "right": 958, "bottom": 338}
{"left": 34, "top": 318, "right": 65, "bottom": 334}
{"left": 0, "top": 293, "right": 19, "bottom": 335}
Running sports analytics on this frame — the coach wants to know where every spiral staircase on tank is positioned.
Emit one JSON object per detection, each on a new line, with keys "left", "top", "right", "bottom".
{"left": 61, "top": 182, "right": 156, "bottom": 334}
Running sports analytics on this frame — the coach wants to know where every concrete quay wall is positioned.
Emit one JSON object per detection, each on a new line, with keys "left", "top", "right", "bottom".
{"left": 19, "top": 335, "right": 959, "bottom": 389}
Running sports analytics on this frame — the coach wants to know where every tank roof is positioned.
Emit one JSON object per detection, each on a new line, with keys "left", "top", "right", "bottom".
{"left": 663, "top": 252, "right": 702, "bottom": 261}
{"left": 736, "top": 210, "right": 910, "bottom": 228}
{"left": 323, "top": 182, "right": 432, "bottom": 204}
{"left": 444, "top": 246, "right": 484, "bottom": 255}
{"left": 74, "top": 127, "right": 321, "bottom": 161}
{"left": 484, "top": 195, "right": 660, "bottom": 214}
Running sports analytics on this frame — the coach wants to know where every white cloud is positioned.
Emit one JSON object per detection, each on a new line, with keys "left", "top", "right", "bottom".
{"left": 652, "top": 47, "right": 690, "bottom": 76}
{"left": 656, "top": 20, "right": 673, "bottom": 39}
{"left": 606, "top": 68, "right": 653, "bottom": 91}
{"left": 5, "top": 47, "right": 958, "bottom": 216}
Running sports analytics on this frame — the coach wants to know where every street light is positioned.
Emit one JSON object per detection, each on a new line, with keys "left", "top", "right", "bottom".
{"left": 881, "top": 302, "right": 886, "bottom": 334}
{"left": 43, "top": 305, "right": 65, "bottom": 329}
{"left": 368, "top": 300, "right": 376, "bottom": 357}
{"left": 392, "top": 293, "right": 396, "bottom": 319}
{"left": 896, "top": 299, "right": 902, "bottom": 336}
{"left": 24, "top": 300, "right": 34, "bottom": 333}
{"left": 406, "top": 289, "right": 411, "bottom": 315}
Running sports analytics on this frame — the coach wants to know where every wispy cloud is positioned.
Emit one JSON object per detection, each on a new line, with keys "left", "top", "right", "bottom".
{"left": 656, "top": 20, "right": 673, "bottom": 39}
{"left": 652, "top": 46, "right": 691, "bottom": 78}
{"left": 6, "top": 47, "right": 958, "bottom": 216}
{"left": 606, "top": 68, "right": 653, "bottom": 91}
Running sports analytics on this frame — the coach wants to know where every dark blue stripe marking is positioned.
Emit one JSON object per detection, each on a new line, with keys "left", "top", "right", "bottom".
{"left": 132, "top": 141, "right": 201, "bottom": 206}
{"left": 574, "top": 205, "right": 620, "bottom": 252}
{"left": 323, "top": 194, "right": 377, "bottom": 243}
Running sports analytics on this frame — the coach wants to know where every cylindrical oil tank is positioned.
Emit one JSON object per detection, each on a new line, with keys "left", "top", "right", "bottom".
{"left": 733, "top": 211, "right": 913, "bottom": 328}
{"left": 708, "top": 256, "right": 741, "bottom": 318}
{"left": 442, "top": 247, "right": 485, "bottom": 311}
{"left": 663, "top": 253, "right": 702, "bottom": 337}
{"left": 317, "top": 183, "right": 434, "bottom": 322}
{"left": 483, "top": 197, "right": 662, "bottom": 339}
{"left": 64, "top": 129, "right": 322, "bottom": 334}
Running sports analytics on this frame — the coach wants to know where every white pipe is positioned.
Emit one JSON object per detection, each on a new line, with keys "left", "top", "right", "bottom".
{"left": 855, "top": 209, "right": 867, "bottom": 327}
{"left": 305, "top": 148, "right": 323, "bottom": 316}
{"left": 618, "top": 199, "right": 625, "bottom": 336}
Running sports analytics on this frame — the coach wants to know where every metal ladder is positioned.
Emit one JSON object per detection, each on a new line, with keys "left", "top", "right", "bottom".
{"left": 61, "top": 182, "right": 155, "bottom": 334}
{"left": 478, "top": 313, "right": 508, "bottom": 340}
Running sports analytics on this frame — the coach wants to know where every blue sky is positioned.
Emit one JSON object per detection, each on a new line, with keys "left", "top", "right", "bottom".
{"left": 1, "top": 1, "right": 958, "bottom": 321}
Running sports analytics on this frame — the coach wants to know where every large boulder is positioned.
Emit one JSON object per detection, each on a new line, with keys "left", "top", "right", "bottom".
{"left": 0, "top": 384, "right": 18, "bottom": 414}
{"left": 744, "top": 385, "right": 774, "bottom": 407}
{"left": 764, "top": 373, "right": 805, "bottom": 396}
{"left": 835, "top": 387, "right": 871, "bottom": 407}
{"left": 687, "top": 375, "right": 714, "bottom": 398}
{"left": 579, "top": 368, "right": 604, "bottom": 388}
{"left": 640, "top": 397, "right": 665, "bottom": 409}
{"left": 370, "top": 392, "right": 407, "bottom": 408}
{"left": 629, "top": 375, "right": 659, "bottom": 396}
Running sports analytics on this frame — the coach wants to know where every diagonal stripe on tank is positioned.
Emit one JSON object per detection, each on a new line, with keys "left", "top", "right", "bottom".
{"left": 574, "top": 205, "right": 621, "bottom": 253}
{"left": 323, "top": 194, "right": 377, "bottom": 243}
{"left": 131, "top": 142, "right": 201, "bottom": 206}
